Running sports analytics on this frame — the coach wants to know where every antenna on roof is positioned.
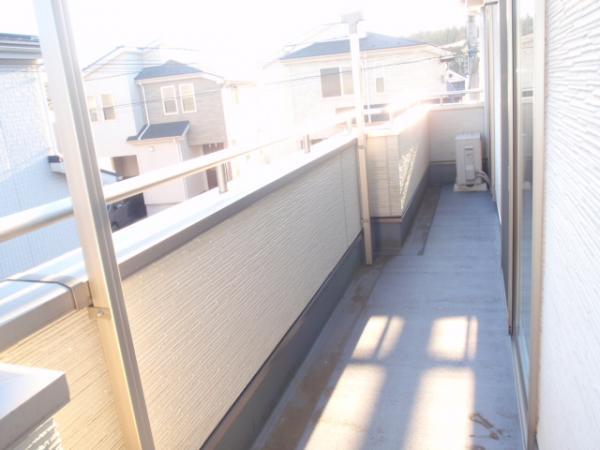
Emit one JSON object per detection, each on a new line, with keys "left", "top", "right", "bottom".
{"left": 340, "top": 11, "right": 363, "bottom": 32}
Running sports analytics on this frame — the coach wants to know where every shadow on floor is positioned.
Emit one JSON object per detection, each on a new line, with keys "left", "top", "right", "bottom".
{"left": 253, "top": 185, "right": 521, "bottom": 450}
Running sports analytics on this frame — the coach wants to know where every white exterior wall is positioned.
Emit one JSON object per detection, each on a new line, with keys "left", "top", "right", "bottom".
{"left": 277, "top": 46, "right": 446, "bottom": 127}
{"left": 134, "top": 140, "right": 188, "bottom": 213}
{"left": 428, "top": 104, "right": 485, "bottom": 162}
{"left": 537, "top": 0, "right": 600, "bottom": 448}
{"left": 0, "top": 65, "right": 79, "bottom": 278}
{"left": 256, "top": 64, "right": 296, "bottom": 140}
{"left": 221, "top": 83, "right": 261, "bottom": 147}
{"left": 84, "top": 50, "right": 146, "bottom": 159}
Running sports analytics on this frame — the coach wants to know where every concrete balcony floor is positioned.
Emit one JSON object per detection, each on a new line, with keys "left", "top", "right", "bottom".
{"left": 253, "top": 185, "right": 521, "bottom": 450}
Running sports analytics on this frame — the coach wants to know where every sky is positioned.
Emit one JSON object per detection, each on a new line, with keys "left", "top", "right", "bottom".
{"left": 2, "top": 0, "right": 467, "bottom": 77}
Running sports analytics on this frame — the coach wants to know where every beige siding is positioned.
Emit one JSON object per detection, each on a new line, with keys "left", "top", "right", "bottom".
{"left": 0, "top": 310, "right": 125, "bottom": 449}
{"left": 142, "top": 77, "right": 228, "bottom": 146}
{"left": 366, "top": 106, "right": 430, "bottom": 217}
{"left": 121, "top": 144, "right": 360, "bottom": 448}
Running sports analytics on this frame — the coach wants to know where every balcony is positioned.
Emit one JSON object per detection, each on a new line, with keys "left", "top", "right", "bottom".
{"left": 255, "top": 185, "right": 519, "bottom": 449}
{"left": 0, "top": 92, "right": 522, "bottom": 449}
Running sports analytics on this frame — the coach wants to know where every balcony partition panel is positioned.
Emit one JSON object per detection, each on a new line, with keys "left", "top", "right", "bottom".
{"left": 367, "top": 106, "right": 430, "bottom": 218}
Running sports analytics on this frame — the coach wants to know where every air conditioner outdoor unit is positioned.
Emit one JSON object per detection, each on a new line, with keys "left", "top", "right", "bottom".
{"left": 454, "top": 132, "right": 487, "bottom": 192}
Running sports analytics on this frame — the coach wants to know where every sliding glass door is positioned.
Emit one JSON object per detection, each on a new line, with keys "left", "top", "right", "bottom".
{"left": 512, "top": 0, "right": 535, "bottom": 394}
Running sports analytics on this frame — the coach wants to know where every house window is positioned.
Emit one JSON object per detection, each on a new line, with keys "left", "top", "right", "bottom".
{"left": 87, "top": 96, "right": 99, "bottom": 122}
{"left": 202, "top": 142, "right": 230, "bottom": 189}
{"left": 101, "top": 94, "right": 116, "bottom": 120}
{"left": 179, "top": 83, "right": 196, "bottom": 113}
{"left": 376, "top": 77, "right": 385, "bottom": 93}
{"left": 320, "top": 68, "right": 342, "bottom": 97}
{"left": 320, "top": 67, "right": 354, "bottom": 98}
{"left": 161, "top": 85, "right": 178, "bottom": 115}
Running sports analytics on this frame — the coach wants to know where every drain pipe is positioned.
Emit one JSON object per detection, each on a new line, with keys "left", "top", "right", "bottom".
{"left": 342, "top": 11, "right": 373, "bottom": 265}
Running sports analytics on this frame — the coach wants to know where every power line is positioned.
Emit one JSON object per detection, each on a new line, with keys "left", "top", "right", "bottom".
{"left": 83, "top": 52, "right": 465, "bottom": 113}
{"left": 2, "top": 51, "right": 468, "bottom": 114}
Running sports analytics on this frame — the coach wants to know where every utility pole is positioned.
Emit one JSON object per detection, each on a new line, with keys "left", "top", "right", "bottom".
{"left": 341, "top": 11, "right": 373, "bottom": 265}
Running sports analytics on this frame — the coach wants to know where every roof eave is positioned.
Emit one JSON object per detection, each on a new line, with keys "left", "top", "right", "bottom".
{"left": 279, "top": 43, "right": 446, "bottom": 64}
{"left": 0, "top": 44, "right": 42, "bottom": 61}
{"left": 128, "top": 122, "right": 190, "bottom": 144}
{"left": 136, "top": 71, "right": 223, "bottom": 85}
{"left": 128, "top": 135, "right": 187, "bottom": 145}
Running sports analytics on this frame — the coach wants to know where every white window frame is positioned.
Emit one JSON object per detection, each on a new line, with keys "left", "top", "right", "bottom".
{"left": 373, "top": 67, "right": 385, "bottom": 93}
{"left": 179, "top": 83, "right": 196, "bottom": 113}
{"left": 101, "top": 93, "right": 116, "bottom": 120}
{"left": 320, "top": 67, "right": 354, "bottom": 98}
{"left": 87, "top": 95, "right": 99, "bottom": 122}
{"left": 161, "top": 85, "right": 178, "bottom": 115}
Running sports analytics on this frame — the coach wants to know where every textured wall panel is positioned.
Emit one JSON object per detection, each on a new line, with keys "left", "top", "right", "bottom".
{"left": 10, "top": 419, "right": 62, "bottom": 450}
{"left": 0, "top": 66, "right": 79, "bottom": 278}
{"left": 366, "top": 108, "right": 430, "bottom": 217}
{"left": 429, "top": 104, "right": 485, "bottom": 162}
{"left": 122, "top": 146, "right": 360, "bottom": 448}
{"left": 538, "top": 1, "right": 600, "bottom": 448}
{"left": 0, "top": 310, "right": 125, "bottom": 449}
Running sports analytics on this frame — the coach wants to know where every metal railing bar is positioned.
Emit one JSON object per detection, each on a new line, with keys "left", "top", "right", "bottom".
{"left": 0, "top": 117, "right": 351, "bottom": 244}
{"left": 0, "top": 87, "right": 481, "bottom": 245}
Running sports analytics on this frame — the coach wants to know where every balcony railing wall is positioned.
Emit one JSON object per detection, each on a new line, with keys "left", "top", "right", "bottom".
{"left": 0, "top": 101, "right": 485, "bottom": 449}
{"left": 0, "top": 134, "right": 360, "bottom": 448}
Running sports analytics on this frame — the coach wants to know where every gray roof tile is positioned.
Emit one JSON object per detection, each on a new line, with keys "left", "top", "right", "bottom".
{"left": 280, "top": 33, "right": 426, "bottom": 60}
{"left": 135, "top": 60, "right": 201, "bottom": 81}
{"left": 128, "top": 121, "right": 190, "bottom": 141}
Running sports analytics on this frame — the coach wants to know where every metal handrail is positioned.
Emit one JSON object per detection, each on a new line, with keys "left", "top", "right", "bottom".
{"left": 0, "top": 116, "right": 352, "bottom": 243}
{"left": 0, "top": 88, "right": 482, "bottom": 244}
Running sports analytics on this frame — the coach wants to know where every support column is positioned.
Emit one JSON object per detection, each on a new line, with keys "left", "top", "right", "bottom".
{"left": 342, "top": 11, "right": 373, "bottom": 265}
{"left": 33, "top": 0, "right": 154, "bottom": 448}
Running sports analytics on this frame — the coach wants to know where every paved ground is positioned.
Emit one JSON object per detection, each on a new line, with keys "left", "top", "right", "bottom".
{"left": 253, "top": 185, "right": 522, "bottom": 450}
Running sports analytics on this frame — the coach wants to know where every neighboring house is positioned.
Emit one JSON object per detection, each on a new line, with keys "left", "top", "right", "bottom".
{"left": 0, "top": 33, "right": 80, "bottom": 278}
{"left": 128, "top": 60, "right": 233, "bottom": 214}
{"left": 83, "top": 45, "right": 161, "bottom": 173}
{"left": 0, "top": 34, "right": 146, "bottom": 279}
{"left": 446, "top": 69, "right": 466, "bottom": 91}
{"left": 84, "top": 50, "right": 257, "bottom": 214}
{"left": 268, "top": 32, "right": 449, "bottom": 130}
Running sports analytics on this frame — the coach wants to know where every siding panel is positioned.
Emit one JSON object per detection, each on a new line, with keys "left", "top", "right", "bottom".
{"left": 0, "top": 310, "right": 125, "bottom": 449}
{"left": 538, "top": 1, "right": 600, "bottom": 448}
{"left": 122, "top": 146, "right": 360, "bottom": 448}
{"left": 142, "top": 77, "right": 227, "bottom": 146}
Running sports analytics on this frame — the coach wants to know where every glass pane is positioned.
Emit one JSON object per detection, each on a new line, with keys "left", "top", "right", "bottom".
{"left": 101, "top": 94, "right": 116, "bottom": 120}
{"left": 514, "top": 0, "right": 535, "bottom": 390}
{"left": 320, "top": 68, "right": 341, "bottom": 97}
{"left": 182, "top": 95, "right": 195, "bottom": 112}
